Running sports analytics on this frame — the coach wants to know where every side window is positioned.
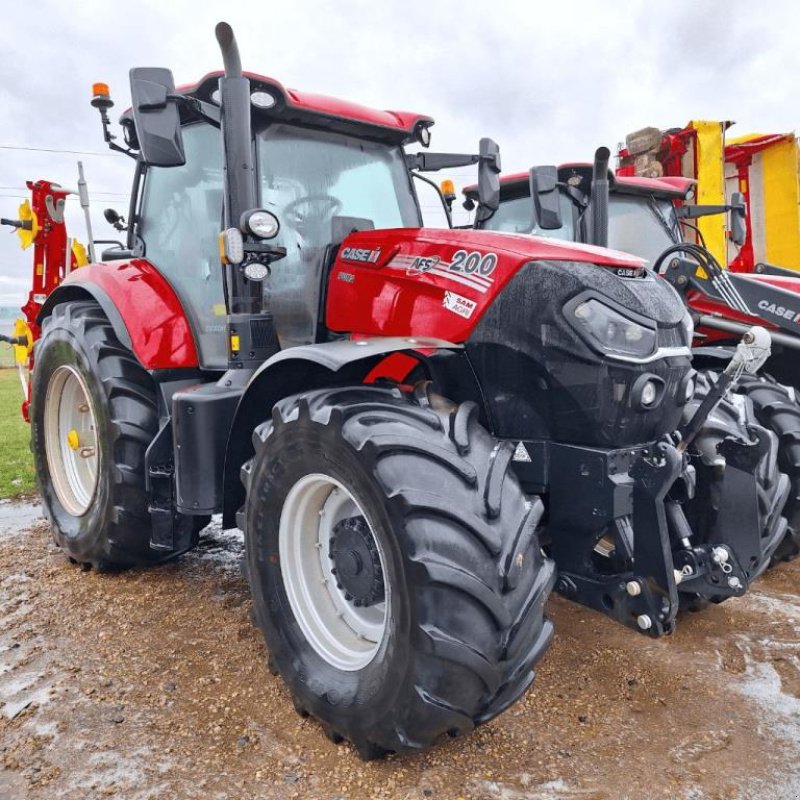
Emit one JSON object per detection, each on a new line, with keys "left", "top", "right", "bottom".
{"left": 483, "top": 193, "right": 575, "bottom": 240}
{"left": 258, "top": 125, "right": 419, "bottom": 349}
{"left": 138, "top": 124, "right": 226, "bottom": 368}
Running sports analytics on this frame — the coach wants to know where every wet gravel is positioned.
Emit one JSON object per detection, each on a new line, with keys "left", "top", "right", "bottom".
{"left": 1, "top": 499, "right": 798, "bottom": 800}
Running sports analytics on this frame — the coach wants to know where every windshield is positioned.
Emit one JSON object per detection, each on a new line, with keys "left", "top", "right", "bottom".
{"left": 608, "top": 196, "right": 679, "bottom": 266}
{"left": 483, "top": 192, "right": 574, "bottom": 240}
{"left": 257, "top": 124, "right": 420, "bottom": 347}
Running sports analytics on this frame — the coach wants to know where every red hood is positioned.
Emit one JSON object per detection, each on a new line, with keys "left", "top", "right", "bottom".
{"left": 325, "top": 227, "right": 646, "bottom": 343}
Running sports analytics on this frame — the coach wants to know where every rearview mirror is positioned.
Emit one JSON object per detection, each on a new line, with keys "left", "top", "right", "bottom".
{"left": 129, "top": 67, "right": 185, "bottom": 167}
{"left": 730, "top": 191, "right": 747, "bottom": 247}
{"left": 529, "top": 166, "right": 563, "bottom": 230}
{"left": 475, "top": 138, "right": 501, "bottom": 224}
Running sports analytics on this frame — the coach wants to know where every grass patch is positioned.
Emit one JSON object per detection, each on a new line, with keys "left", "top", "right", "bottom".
{"left": 0, "top": 368, "right": 36, "bottom": 498}
{"left": 0, "top": 341, "right": 15, "bottom": 368}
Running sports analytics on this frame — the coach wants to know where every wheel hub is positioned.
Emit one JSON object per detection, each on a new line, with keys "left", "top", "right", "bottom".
{"left": 44, "top": 365, "right": 99, "bottom": 517}
{"left": 329, "top": 516, "right": 385, "bottom": 607}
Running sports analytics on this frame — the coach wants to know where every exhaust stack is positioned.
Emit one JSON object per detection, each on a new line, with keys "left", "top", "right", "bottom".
{"left": 589, "top": 146, "right": 610, "bottom": 248}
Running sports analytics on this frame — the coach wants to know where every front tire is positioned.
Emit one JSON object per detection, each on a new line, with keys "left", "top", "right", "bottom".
{"left": 241, "top": 384, "right": 555, "bottom": 758}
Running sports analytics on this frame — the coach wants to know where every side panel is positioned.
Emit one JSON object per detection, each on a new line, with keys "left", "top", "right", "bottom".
{"left": 689, "top": 120, "right": 728, "bottom": 266}
{"left": 761, "top": 137, "right": 800, "bottom": 270}
{"left": 54, "top": 259, "right": 199, "bottom": 369}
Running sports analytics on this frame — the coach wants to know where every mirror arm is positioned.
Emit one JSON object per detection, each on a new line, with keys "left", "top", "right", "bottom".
{"left": 675, "top": 204, "right": 734, "bottom": 219}
{"left": 171, "top": 94, "right": 222, "bottom": 127}
{"left": 405, "top": 152, "right": 480, "bottom": 172}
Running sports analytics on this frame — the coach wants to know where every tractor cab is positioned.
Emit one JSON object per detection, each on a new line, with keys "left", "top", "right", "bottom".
{"left": 463, "top": 166, "right": 692, "bottom": 266}
{"left": 104, "top": 70, "right": 432, "bottom": 367}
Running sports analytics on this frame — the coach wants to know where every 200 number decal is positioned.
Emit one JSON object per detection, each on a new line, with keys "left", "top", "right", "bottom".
{"left": 449, "top": 250, "right": 498, "bottom": 277}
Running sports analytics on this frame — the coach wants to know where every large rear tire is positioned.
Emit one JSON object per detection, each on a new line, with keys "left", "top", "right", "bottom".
{"left": 31, "top": 301, "right": 184, "bottom": 569}
{"left": 241, "top": 384, "right": 555, "bottom": 758}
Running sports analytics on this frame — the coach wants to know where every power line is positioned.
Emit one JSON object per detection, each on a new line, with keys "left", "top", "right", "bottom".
{"left": 0, "top": 186, "right": 128, "bottom": 196}
{"left": 0, "top": 145, "right": 117, "bottom": 157}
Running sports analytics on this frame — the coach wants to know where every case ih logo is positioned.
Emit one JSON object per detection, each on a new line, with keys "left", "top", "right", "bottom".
{"left": 757, "top": 299, "right": 800, "bottom": 324}
{"left": 388, "top": 249, "right": 499, "bottom": 294}
{"left": 612, "top": 267, "right": 646, "bottom": 279}
{"left": 341, "top": 247, "right": 382, "bottom": 263}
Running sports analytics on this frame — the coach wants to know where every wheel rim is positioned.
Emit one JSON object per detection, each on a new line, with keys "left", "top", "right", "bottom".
{"left": 44, "top": 365, "right": 99, "bottom": 516}
{"left": 279, "top": 473, "right": 389, "bottom": 671}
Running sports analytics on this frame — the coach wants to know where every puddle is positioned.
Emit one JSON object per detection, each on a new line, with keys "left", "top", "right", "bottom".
{"left": 188, "top": 515, "right": 245, "bottom": 573}
{"left": 470, "top": 778, "right": 606, "bottom": 799}
{"left": 0, "top": 499, "right": 43, "bottom": 538}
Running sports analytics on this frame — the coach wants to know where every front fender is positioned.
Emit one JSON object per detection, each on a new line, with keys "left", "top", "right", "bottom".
{"left": 39, "top": 260, "right": 199, "bottom": 370}
{"left": 221, "top": 337, "right": 462, "bottom": 527}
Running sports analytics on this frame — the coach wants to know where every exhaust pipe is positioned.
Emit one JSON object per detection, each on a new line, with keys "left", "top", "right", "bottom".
{"left": 589, "top": 146, "right": 610, "bottom": 248}
{"left": 215, "top": 21, "right": 243, "bottom": 77}
{"left": 214, "top": 21, "right": 260, "bottom": 314}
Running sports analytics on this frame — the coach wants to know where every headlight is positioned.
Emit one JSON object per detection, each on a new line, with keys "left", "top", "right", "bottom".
{"left": 240, "top": 208, "right": 280, "bottom": 239}
{"left": 677, "top": 371, "right": 696, "bottom": 406}
{"left": 243, "top": 262, "right": 269, "bottom": 282}
{"left": 568, "top": 297, "right": 657, "bottom": 359}
{"left": 631, "top": 374, "right": 665, "bottom": 410}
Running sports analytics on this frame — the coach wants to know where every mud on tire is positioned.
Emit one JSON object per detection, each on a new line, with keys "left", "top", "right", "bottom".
{"left": 240, "top": 384, "right": 555, "bottom": 758}
{"left": 31, "top": 301, "right": 185, "bottom": 569}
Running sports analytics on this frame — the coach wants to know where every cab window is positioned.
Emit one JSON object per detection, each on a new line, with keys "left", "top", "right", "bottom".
{"left": 258, "top": 125, "right": 419, "bottom": 348}
{"left": 138, "top": 123, "right": 226, "bottom": 368}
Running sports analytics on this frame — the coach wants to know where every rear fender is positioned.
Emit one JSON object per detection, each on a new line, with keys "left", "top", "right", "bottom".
{"left": 38, "top": 260, "right": 199, "bottom": 370}
{"left": 221, "top": 337, "right": 466, "bottom": 527}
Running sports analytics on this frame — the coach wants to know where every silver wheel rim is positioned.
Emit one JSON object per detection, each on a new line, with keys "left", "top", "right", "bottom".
{"left": 44, "top": 365, "right": 99, "bottom": 516}
{"left": 279, "top": 473, "right": 389, "bottom": 671}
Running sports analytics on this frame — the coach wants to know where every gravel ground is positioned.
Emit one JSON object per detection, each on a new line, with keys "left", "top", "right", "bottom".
{"left": 1, "top": 498, "right": 798, "bottom": 800}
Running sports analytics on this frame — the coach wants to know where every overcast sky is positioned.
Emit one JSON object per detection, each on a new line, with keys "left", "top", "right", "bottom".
{"left": 1, "top": 0, "right": 798, "bottom": 307}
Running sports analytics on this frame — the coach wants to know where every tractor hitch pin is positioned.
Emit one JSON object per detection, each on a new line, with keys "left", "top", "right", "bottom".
{"left": 678, "top": 326, "right": 771, "bottom": 452}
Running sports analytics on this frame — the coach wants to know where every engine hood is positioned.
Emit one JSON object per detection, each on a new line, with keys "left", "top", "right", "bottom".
{"left": 326, "top": 227, "right": 648, "bottom": 341}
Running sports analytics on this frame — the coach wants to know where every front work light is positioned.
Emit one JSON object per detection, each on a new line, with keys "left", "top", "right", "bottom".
{"left": 240, "top": 208, "right": 280, "bottom": 239}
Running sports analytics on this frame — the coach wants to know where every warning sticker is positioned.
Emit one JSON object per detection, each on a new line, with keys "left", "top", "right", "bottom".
{"left": 513, "top": 442, "right": 531, "bottom": 463}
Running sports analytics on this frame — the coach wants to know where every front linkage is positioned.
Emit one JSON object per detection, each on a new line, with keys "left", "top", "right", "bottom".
{"left": 514, "top": 326, "right": 773, "bottom": 637}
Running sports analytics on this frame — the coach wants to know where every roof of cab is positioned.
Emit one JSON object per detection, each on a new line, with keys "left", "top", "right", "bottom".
{"left": 124, "top": 70, "right": 434, "bottom": 145}
{"left": 463, "top": 166, "right": 695, "bottom": 200}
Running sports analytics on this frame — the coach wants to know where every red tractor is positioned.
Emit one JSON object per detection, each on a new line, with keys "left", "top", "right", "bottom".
{"left": 0, "top": 24, "right": 781, "bottom": 758}
{"left": 464, "top": 150, "right": 800, "bottom": 563}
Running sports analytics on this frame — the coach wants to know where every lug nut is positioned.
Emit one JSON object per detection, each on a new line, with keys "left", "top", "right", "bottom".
{"left": 728, "top": 576, "right": 743, "bottom": 590}
{"left": 625, "top": 580, "right": 642, "bottom": 597}
{"left": 637, "top": 614, "right": 653, "bottom": 631}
